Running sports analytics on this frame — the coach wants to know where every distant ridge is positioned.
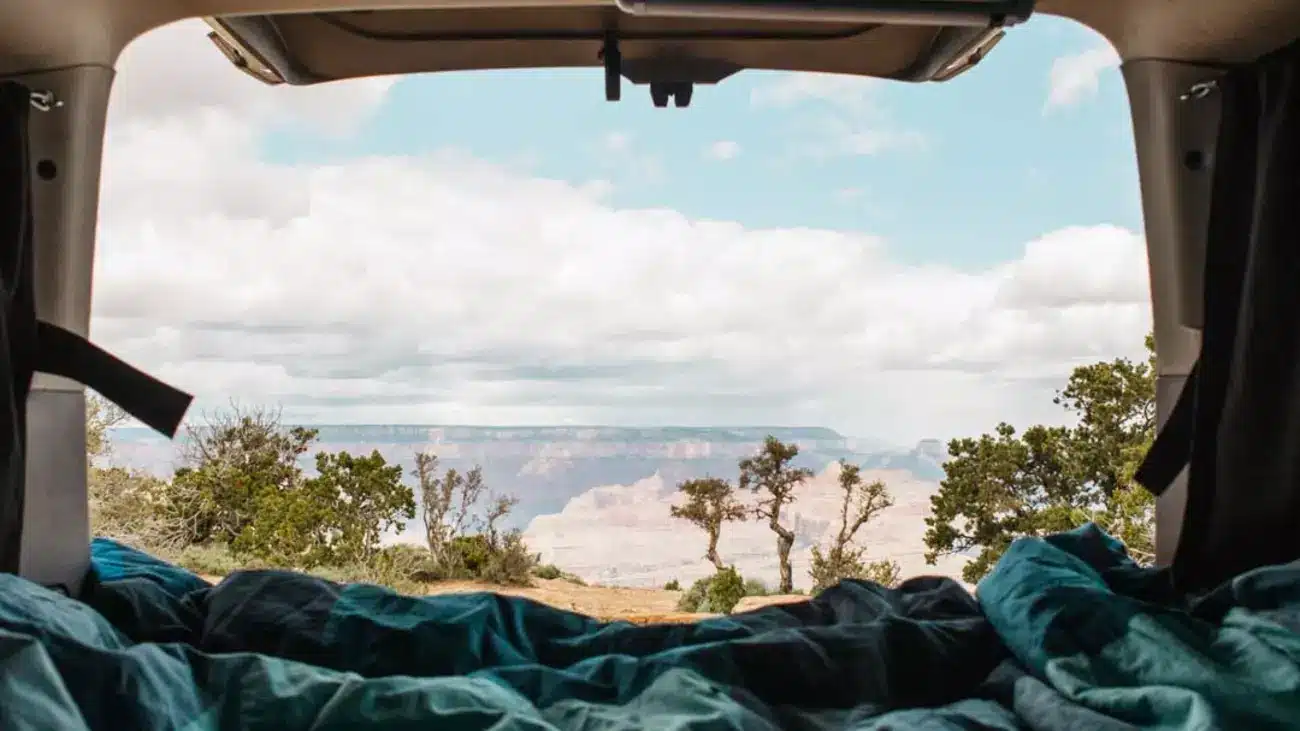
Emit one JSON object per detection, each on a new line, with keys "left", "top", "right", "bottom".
{"left": 113, "top": 425, "right": 851, "bottom": 441}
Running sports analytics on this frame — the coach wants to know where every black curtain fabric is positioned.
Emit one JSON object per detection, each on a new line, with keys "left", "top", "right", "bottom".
{"left": 0, "top": 81, "right": 37, "bottom": 575}
{"left": 1138, "top": 36, "right": 1300, "bottom": 592}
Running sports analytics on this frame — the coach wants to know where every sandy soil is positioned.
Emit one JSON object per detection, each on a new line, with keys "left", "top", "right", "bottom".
{"left": 425, "top": 578, "right": 705, "bottom": 623}
{"left": 425, "top": 579, "right": 812, "bottom": 623}
{"left": 200, "top": 573, "right": 810, "bottom": 624}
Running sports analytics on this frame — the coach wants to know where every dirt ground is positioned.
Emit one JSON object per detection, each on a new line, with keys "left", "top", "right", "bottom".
{"left": 425, "top": 579, "right": 812, "bottom": 623}
{"left": 425, "top": 578, "right": 705, "bottom": 623}
{"left": 200, "top": 573, "right": 810, "bottom": 624}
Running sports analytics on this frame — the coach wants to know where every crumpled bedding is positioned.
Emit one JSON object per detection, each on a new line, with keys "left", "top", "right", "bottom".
{"left": 0, "top": 524, "right": 1297, "bottom": 730}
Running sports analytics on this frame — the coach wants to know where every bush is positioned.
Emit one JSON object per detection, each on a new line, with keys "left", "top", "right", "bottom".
{"left": 165, "top": 543, "right": 254, "bottom": 577}
{"left": 533, "top": 563, "right": 562, "bottom": 580}
{"left": 677, "top": 568, "right": 747, "bottom": 614}
{"left": 809, "top": 545, "right": 901, "bottom": 594}
{"left": 663, "top": 579, "right": 681, "bottom": 591}
{"left": 372, "top": 543, "right": 442, "bottom": 583}
{"left": 676, "top": 576, "right": 712, "bottom": 613}
{"left": 89, "top": 466, "right": 189, "bottom": 552}
{"left": 478, "top": 530, "right": 539, "bottom": 586}
{"left": 742, "top": 578, "right": 770, "bottom": 597}
{"left": 531, "top": 563, "right": 586, "bottom": 584}
{"left": 706, "top": 566, "right": 745, "bottom": 615}
{"left": 445, "top": 534, "right": 494, "bottom": 578}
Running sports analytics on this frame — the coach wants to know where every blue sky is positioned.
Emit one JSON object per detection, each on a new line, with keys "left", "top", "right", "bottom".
{"left": 100, "top": 16, "right": 1149, "bottom": 443}
{"left": 263, "top": 16, "right": 1135, "bottom": 269}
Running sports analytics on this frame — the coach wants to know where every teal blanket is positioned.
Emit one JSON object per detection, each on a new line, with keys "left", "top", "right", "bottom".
{"left": 1, "top": 525, "right": 1297, "bottom": 730}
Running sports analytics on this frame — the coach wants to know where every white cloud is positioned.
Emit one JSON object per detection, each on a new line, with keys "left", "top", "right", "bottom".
{"left": 602, "top": 132, "right": 631, "bottom": 153}
{"left": 594, "top": 131, "right": 664, "bottom": 184}
{"left": 93, "top": 21, "right": 1152, "bottom": 444}
{"left": 704, "top": 140, "right": 740, "bottom": 161}
{"left": 751, "top": 73, "right": 880, "bottom": 111}
{"left": 1045, "top": 45, "right": 1120, "bottom": 111}
{"left": 750, "top": 72, "right": 924, "bottom": 157}
{"left": 110, "top": 21, "right": 395, "bottom": 136}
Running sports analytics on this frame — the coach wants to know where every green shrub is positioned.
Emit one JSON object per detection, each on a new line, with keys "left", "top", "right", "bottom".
{"left": 478, "top": 530, "right": 539, "bottom": 586}
{"left": 446, "top": 534, "right": 493, "bottom": 577}
{"left": 371, "top": 543, "right": 442, "bottom": 583}
{"left": 676, "top": 576, "right": 712, "bottom": 612}
{"left": 663, "top": 579, "right": 681, "bottom": 591}
{"left": 706, "top": 566, "right": 745, "bottom": 615}
{"left": 166, "top": 543, "right": 253, "bottom": 577}
{"left": 809, "top": 545, "right": 901, "bottom": 594}
{"left": 742, "top": 578, "right": 770, "bottom": 597}
{"left": 530, "top": 563, "right": 586, "bottom": 584}
{"left": 676, "top": 568, "right": 747, "bottom": 614}
{"left": 533, "top": 563, "right": 563, "bottom": 580}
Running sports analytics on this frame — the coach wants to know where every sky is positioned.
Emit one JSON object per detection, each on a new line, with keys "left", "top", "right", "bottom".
{"left": 94, "top": 15, "right": 1151, "bottom": 447}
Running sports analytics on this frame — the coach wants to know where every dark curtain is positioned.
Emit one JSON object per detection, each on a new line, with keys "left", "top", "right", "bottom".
{"left": 1139, "top": 35, "right": 1300, "bottom": 592}
{"left": 0, "top": 81, "right": 36, "bottom": 575}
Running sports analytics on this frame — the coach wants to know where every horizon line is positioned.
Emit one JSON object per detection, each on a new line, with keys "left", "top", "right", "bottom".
{"left": 112, "top": 423, "right": 860, "bottom": 432}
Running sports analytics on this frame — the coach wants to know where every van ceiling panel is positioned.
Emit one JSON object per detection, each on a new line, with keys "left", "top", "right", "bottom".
{"left": 204, "top": 2, "right": 1028, "bottom": 93}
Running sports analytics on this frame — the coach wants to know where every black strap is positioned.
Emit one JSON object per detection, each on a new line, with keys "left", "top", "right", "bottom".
{"left": 36, "top": 321, "right": 191, "bottom": 438}
{"left": 1134, "top": 362, "right": 1198, "bottom": 498}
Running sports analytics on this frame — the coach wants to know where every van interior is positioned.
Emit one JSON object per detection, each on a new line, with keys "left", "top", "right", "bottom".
{"left": 2, "top": 1, "right": 1299, "bottom": 729}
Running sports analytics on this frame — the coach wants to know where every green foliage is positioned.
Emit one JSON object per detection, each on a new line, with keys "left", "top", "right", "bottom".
{"left": 418, "top": 454, "right": 488, "bottom": 560}
{"left": 369, "top": 543, "right": 442, "bottom": 583}
{"left": 86, "top": 401, "right": 553, "bottom": 594}
{"left": 166, "top": 407, "right": 318, "bottom": 547}
{"left": 663, "top": 578, "right": 681, "bottom": 591}
{"left": 165, "top": 543, "right": 257, "bottom": 577}
{"left": 706, "top": 566, "right": 746, "bottom": 615}
{"left": 231, "top": 448, "right": 415, "bottom": 569}
{"left": 478, "top": 530, "right": 540, "bottom": 586}
{"left": 676, "top": 576, "right": 713, "bottom": 613}
{"left": 311, "top": 450, "right": 416, "bottom": 564}
{"left": 808, "top": 461, "right": 899, "bottom": 593}
{"left": 414, "top": 451, "right": 539, "bottom": 586}
{"left": 533, "top": 563, "right": 562, "bottom": 580}
{"left": 671, "top": 476, "right": 747, "bottom": 570}
{"left": 415, "top": 530, "right": 539, "bottom": 587}
{"left": 740, "top": 436, "right": 813, "bottom": 593}
{"left": 534, "top": 564, "right": 586, "bottom": 584}
{"left": 281, "top": 544, "right": 432, "bottom": 595}
{"left": 87, "top": 394, "right": 185, "bottom": 550}
{"left": 924, "top": 336, "right": 1158, "bottom": 583}
{"left": 809, "top": 544, "right": 901, "bottom": 593}
{"left": 89, "top": 466, "right": 183, "bottom": 551}
{"left": 676, "top": 569, "right": 754, "bottom": 614}
{"left": 445, "top": 534, "right": 494, "bottom": 577}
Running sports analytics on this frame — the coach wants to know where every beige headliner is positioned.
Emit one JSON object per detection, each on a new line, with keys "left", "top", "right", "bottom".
{"left": 2, "top": 0, "right": 1300, "bottom": 79}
